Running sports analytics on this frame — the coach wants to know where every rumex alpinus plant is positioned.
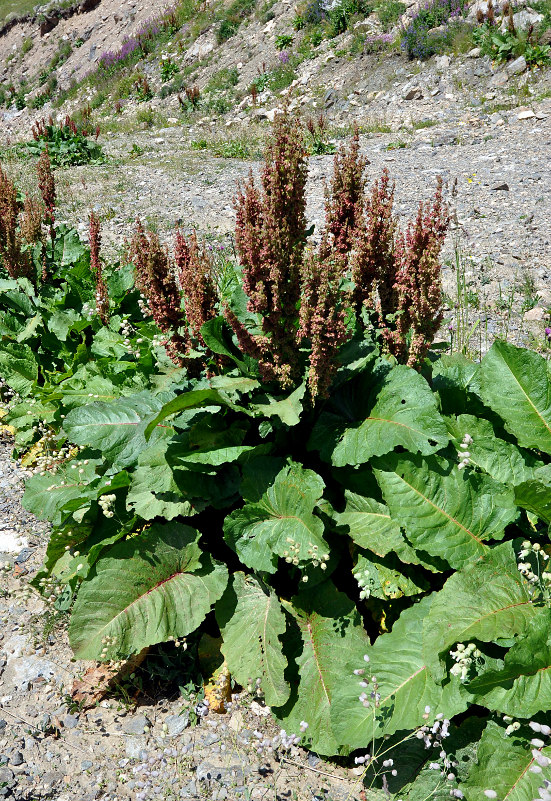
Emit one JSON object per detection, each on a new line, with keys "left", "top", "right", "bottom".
{"left": 1, "top": 112, "right": 551, "bottom": 801}
{"left": 225, "top": 109, "right": 308, "bottom": 388}
{"left": 0, "top": 165, "right": 41, "bottom": 285}
{"left": 174, "top": 229, "right": 217, "bottom": 348}
{"left": 129, "top": 221, "right": 189, "bottom": 366}
{"left": 25, "top": 114, "right": 103, "bottom": 166}
{"left": 89, "top": 212, "right": 109, "bottom": 325}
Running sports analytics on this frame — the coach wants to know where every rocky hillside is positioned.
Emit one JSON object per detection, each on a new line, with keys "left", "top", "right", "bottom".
{"left": 0, "top": 0, "right": 550, "bottom": 137}
{"left": 0, "top": 0, "right": 550, "bottom": 339}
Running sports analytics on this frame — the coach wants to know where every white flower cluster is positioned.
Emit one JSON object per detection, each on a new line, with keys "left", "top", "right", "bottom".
{"left": 119, "top": 318, "right": 142, "bottom": 358}
{"left": 282, "top": 538, "right": 329, "bottom": 572}
{"left": 99, "top": 493, "right": 116, "bottom": 518}
{"left": 356, "top": 664, "right": 380, "bottom": 709}
{"left": 283, "top": 537, "right": 301, "bottom": 565}
{"left": 248, "top": 720, "right": 308, "bottom": 756}
{"left": 535, "top": 780, "right": 551, "bottom": 801}
{"left": 416, "top": 710, "right": 451, "bottom": 749}
{"left": 307, "top": 542, "right": 329, "bottom": 570}
{"left": 81, "top": 301, "right": 95, "bottom": 320}
{"left": 503, "top": 715, "right": 521, "bottom": 735}
{"left": 278, "top": 729, "right": 301, "bottom": 749}
{"left": 246, "top": 676, "right": 263, "bottom": 696}
{"left": 99, "top": 633, "right": 118, "bottom": 659}
{"left": 30, "top": 428, "right": 70, "bottom": 476}
{"left": 137, "top": 294, "right": 151, "bottom": 318}
{"left": 518, "top": 540, "right": 551, "bottom": 587}
{"left": 457, "top": 433, "right": 473, "bottom": 470}
{"left": 449, "top": 642, "right": 481, "bottom": 681}
{"left": 37, "top": 574, "right": 63, "bottom": 603}
{"left": 529, "top": 722, "right": 551, "bottom": 781}
{"left": 355, "top": 566, "right": 373, "bottom": 600}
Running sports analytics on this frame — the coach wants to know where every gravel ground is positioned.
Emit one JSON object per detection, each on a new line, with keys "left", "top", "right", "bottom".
{"left": 0, "top": 436, "right": 364, "bottom": 801}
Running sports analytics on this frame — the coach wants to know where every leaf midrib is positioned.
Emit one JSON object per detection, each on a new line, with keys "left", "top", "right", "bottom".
{"left": 498, "top": 354, "right": 551, "bottom": 439}
{"left": 394, "top": 471, "right": 487, "bottom": 547}
{"left": 364, "top": 415, "right": 435, "bottom": 438}
{"left": 306, "top": 619, "right": 331, "bottom": 707}
{"left": 458, "top": 599, "right": 534, "bottom": 641}
{"left": 380, "top": 664, "right": 426, "bottom": 707}
{"left": 88, "top": 558, "right": 200, "bottom": 644}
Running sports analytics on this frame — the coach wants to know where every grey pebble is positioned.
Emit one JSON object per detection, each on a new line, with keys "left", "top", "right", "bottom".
{"left": 0, "top": 767, "right": 14, "bottom": 786}
{"left": 165, "top": 711, "right": 190, "bottom": 737}
{"left": 123, "top": 714, "right": 149, "bottom": 735}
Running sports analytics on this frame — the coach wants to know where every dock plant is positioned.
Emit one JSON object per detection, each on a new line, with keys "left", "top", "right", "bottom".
{"left": 0, "top": 111, "right": 550, "bottom": 799}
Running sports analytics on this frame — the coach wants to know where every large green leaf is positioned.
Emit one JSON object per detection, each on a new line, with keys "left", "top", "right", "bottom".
{"left": 169, "top": 417, "right": 265, "bottom": 467}
{"left": 216, "top": 572, "right": 290, "bottom": 707}
{"left": 250, "top": 383, "right": 306, "bottom": 427}
{"left": 63, "top": 392, "right": 171, "bottom": 470}
{"left": 22, "top": 458, "right": 102, "bottom": 525}
{"left": 446, "top": 415, "right": 543, "bottom": 486}
{"left": 69, "top": 523, "right": 228, "bottom": 660}
{"left": 310, "top": 364, "right": 448, "bottom": 466}
{"left": 334, "top": 491, "right": 424, "bottom": 566}
{"left": 514, "top": 477, "right": 551, "bottom": 524}
{"left": 0, "top": 341, "right": 38, "bottom": 395}
{"left": 461, "top": 721, "right": 551, "bottom": 801}
{"left": 126, "top": 443, "right": 203, "bottom": 521}
{"left": 478, "top": 341, "right": 551, "bottom": 454}
{"left": 432, "top": 353, "right": 480, "bottom": 416}
{"left": 144, "top": 384, "right": 251, "bottom": 439}
{"left": 374, "top": 453, "right": 517, "bottom": 569}
{"left": 468, "top": 607, "right": 551, "bottom": 716}
{"left": 331, "top": 596, "right": 467, "bottom": 748}
{"left": 224, "top": 461, "right": 327, "bottom": 574}
{"left": 274, "top": 581, "right": 370, "bottom": 755}
{"left": 352, "top": 550, "right": 429, "bottom": 600}
{"left": 423, "top": 543, "right": 536, "bottom": 679}
{"left": 47, "top": 309, "right": 82, "bottom": 342}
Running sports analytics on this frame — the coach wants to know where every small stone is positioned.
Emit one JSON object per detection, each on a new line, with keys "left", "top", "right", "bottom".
{"left": 0, "top": 767, "right": 14, "bottom": 786}
{"left": 491, "top": 182, "right": 509, "bottom": 191}
{"left": 523, "top": 306, "right": 546, "bottom": 322}
{"left": 164, "top": 711, "right": 190, "bottom": 738}
{"left": 435, "top": 55, "right": 450, "bottom": 69}
{"left": 122, "top": 715, "right": 149, "bottom": 735}
{"left": 506, "top": 55, "right": 527, "bottom": 77}
{"left": 124, "top": 736, "right": 147, "bottom": 759}
{"left": 9, "top": 752, "right": 24, "bottom": 766}
{"left": 517, "top": 109, "right": 535, "bottom": 120}
{"left": 468, "top": 47, "right": 481, "bottom": 57}
{"left": 81, "top": 760, "right": 93, "bottom": 771}
{"left": 403, "top": 86, "right": 423, "bottom": 100}
{"left": 490, "top": 70, "right": 508, "bottom": 87}
{"left": 63, "top": 714, "right": 79, "bottom": 729}
{"left": 228, "top": 711, "right": 244, "bottom": 732}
